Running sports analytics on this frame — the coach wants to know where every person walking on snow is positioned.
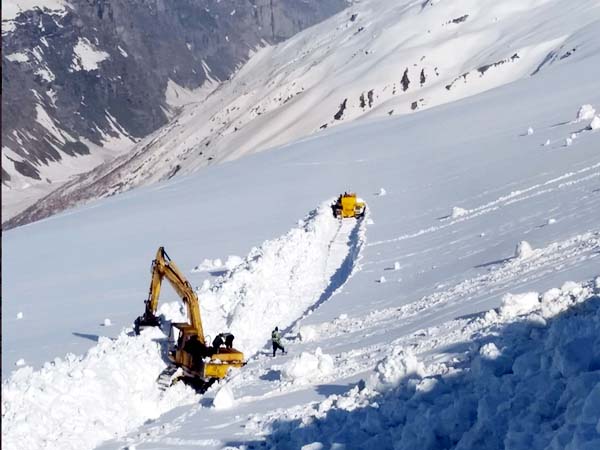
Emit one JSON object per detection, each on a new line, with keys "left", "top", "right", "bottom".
{"left": 272, "top": 326, "right": 286, "bottom": 357}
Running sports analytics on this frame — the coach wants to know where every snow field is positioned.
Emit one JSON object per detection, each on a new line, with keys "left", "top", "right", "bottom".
{"left": 2, "top": 201, "right": 366, "bottom": 450}
{"left": 1, "top": 328, "right": 197, "bottom": 450}
{"left": 258, "top": 278, "right": 600, "bottom": 450}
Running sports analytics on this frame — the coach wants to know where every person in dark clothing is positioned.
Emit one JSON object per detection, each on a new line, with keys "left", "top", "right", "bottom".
{"left": 212, "top": 333, "right": 224, "bottom": 354}
{"left": 271, "top": 326, "right": 286, "bottom": 357}
{"left": 223, "top": 333, "right": 235, "bottom": 349}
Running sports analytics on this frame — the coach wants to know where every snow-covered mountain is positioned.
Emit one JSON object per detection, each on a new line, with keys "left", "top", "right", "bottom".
{"left": 3, "top": 3, "right": 600, "bottom": 444}
{"left": 1, "top": 0, "right": 348, "bottom": 220}
{"left": 6, "top": 0, "right": 600, "bottom": 230}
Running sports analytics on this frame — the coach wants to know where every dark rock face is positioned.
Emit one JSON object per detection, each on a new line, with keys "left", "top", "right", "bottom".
{"left": 2, "top": 0, "right": 347, "bottom": 186}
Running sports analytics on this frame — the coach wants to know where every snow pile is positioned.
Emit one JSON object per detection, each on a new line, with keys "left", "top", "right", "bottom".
{"left": 192, "top": 255, "right": 243, "bottom": 273}
{"left": 15, "top": 359, "right": 26, "bottom": 367}
{"left": 499, "top": 291, "right": 540, "bottom": 319}
{"left": 368, "top": 348, "right": 424, "bottom": 390}
{"left": 264, "top": 280, "right": 600, "bottom": 450}
{"left": 575, "top": 104, "right": 596, "bottom": 122}
{"left": 102, "top": 318, "right": 112, "bottom": 327}
{"left": 451, "top": 207, "right": 468, "bottom": 218}
{"left": 378, "top": 188, "right": 387, "bottom": 196}
{"left": 1, "top": 328, "right": 197, "bottom": 450}
{"left": 213, "top": 384, "right": 235, "bottom": 410}
{"left": 514, "top": 240, "right": 534, "bottom": 259}
{"left": 589, "top": 115, "right": 600, "bottom": 130}
{"left": 527, "top": 126, "right": 534, "bottom": 135}
{"left": 281, "top": 348, "right": 334, "bottom": 384}
{"left": 197, "top": 202, "right": 365, "bottom": 356}
{"left": 16, "top": 312, "right": 23, "bottom": 319}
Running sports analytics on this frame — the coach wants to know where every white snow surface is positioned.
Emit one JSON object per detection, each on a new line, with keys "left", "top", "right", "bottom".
{"left": 3, "top": 2, "right": 600, "bottom": 448}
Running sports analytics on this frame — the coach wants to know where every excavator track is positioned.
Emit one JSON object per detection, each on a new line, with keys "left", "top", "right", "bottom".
{"left": 157, "top": 365, "right": 182, "bottom": 391}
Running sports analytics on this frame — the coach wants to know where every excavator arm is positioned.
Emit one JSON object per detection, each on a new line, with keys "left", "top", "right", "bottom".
{"left": 135, "top": 246, "right": 204, "bottom": 342}
{"left": 134, "top": 246, "right": 244, "bottom": 386}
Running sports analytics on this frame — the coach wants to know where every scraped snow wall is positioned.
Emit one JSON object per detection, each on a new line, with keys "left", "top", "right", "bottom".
{"left": 263, "top": 279, "right": 600, "bottom": 450}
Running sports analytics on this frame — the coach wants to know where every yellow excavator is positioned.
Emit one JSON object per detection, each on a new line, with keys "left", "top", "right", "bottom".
{"left": 332, "top": 192, "right": 366, "bottom": 219}
{"left": 134, "top": 246, "right": 244, "bottom": 389}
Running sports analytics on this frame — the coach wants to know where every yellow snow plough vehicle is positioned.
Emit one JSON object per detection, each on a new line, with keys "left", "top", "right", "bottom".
{"left": 134, "top": 246, "right": 244, "bottom": 389}
{"left": 332, "top": 192, "right": 366, "bottom": 219}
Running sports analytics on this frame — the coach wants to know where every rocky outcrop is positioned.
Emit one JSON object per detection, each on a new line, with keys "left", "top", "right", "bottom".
{"left": 2, "top": 0, "right": 347, "bottom": 214}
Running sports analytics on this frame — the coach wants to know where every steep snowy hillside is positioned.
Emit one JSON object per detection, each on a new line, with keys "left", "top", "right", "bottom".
{"left": 7, "top": 0, "right": 600, "bottom": 229}
{"left": 1, "top": 0, "right": 347, "bottom": 220}
{"left": 3, "top": 20, "right": 600, "bottom": 449}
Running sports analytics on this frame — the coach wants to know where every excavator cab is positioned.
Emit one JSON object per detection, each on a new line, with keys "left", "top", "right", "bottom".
{"left": 134, "top": 247, "right": 244, "bottom": 388}
{"left": 332, "top": 192, "right": 366, "bottom": 219}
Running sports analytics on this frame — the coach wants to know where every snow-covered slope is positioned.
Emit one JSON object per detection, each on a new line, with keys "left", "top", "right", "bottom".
{"left": 3, "top": 21, "right": 600, "bottom": 448}
{"left": 10, "top": 0, "right": 600, "bottom": 229}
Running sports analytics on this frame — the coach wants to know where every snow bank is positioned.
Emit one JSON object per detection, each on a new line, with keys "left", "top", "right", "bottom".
{"left": 1, "top": 328, "right": 197, "bottom": 450}
{"left": 264, "top": 279, "right": 600, "bottom": 450}
{"left": 213, "top": 384, "right": 235, "bottom": 410}
{"left": 197, "top": 202, "right": 365, "bottom": 357}
{"left": 281, "top": 348, "right": 334, "bottom": 384}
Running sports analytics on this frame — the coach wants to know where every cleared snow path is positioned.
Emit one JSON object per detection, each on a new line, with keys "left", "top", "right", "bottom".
{"left": 195, "top": 201, "right": 366, "bottom": 358}
{"left": 1, "top": 201, "right": 366, "bottom": 450}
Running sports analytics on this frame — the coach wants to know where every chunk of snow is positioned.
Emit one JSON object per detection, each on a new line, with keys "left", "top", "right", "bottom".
{"left": 576, "top": 104, "right": 596, "bottom": 122}
{"left": 378, "top": 276, "right": 386, "bottom": 283}
{"left": 299, "top": 325, "right": 318, "bottom": 342}
{"left": 369, "top": 348, "right": 424, "bottom": 390}
{"left": 515, "top": 240, "right": 533, "bottom": 259}
{"left": 378, "top": 188, "right": 387, "bottom": 196}
{"left": 394, "top": 262, "right": 401, "bottom": 270}
{"left": 565, "top": 137, "right": 573, "bottom": 146}
{"left": 479, "top": 342, "right": 501, "bottom": 360}
{"left": 366, "top": 218, "right": 375, "bottom": 225}
{"left": 213, "top": 384, "right": 235, "bottom": 409}
{"left": 224, "top": 255, "right": 243, "bottom": 270}
{"left": 16, "top": 312, "right": 23, "bottom": 319}
{"left": 282, "top": 348, "right": 334, "bottom": 383}
{"left": 499, "top": 292, "right": 540, "bottom": 318}
{"left": 544, "top": 139, "right": 551, "bottom": 146}
{"left": 15, "top": 358, "right": 25, "bottom": 366}
{"left": 337, "top": 313, "right": 348, "bottom": 320}
{"left": 527, "top": 126, "right": 534, "bottom": 135}
{"left": 589, "top": 115, "right": 600, "bottom": 130}
{"left": 102, "top": 318, "right": 112, "bottom": 327}
{"left": 547, "top": 218, "right": 556, "bottom": 225}
{"left": 451, "top": 206, "right": 468, "bottom": 218}
{"left": 570, "top": 132, "right": 578, "bottom": 140}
